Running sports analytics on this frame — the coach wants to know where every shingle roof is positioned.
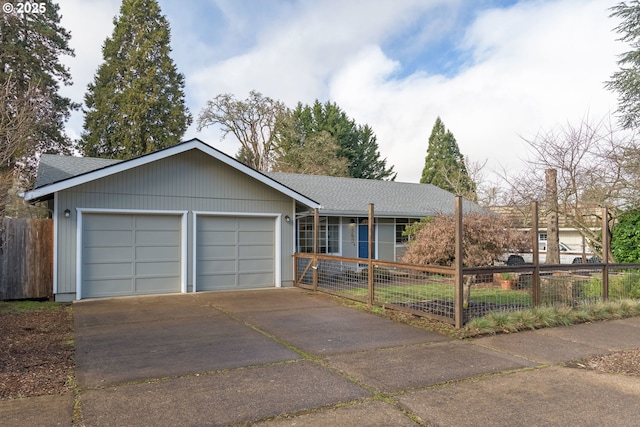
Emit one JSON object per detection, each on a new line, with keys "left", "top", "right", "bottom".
{"left": 31, "top": 148, "right": 485, "bottom": 218}
{"left": 34, "top": 154, "right": 121, "bottom": 188}
{"left": 27, "top": 140, "right": 320, "bottom": 208}
{"left": 265, "top": 172, "right": 486, "bottom": 217}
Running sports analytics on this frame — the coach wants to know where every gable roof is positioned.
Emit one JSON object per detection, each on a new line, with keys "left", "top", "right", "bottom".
{"left": 24, "top": 139, "right": 320, "bottom": 208}
{"left": 33, "top": 154, "right": 122, "bottom": 188}
{"left": 266, "top": 172, "right": 486, "bottom": 218}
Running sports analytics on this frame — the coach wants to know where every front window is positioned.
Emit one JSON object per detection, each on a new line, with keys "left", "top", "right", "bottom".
{"left": 297, "top": 216, "right": 340, "bottom": 254}
{"left": 395, "top": 218, "right": 410, "bottom": 244}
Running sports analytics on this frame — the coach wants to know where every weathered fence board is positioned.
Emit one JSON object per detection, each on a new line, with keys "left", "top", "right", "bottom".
{"left": 0, "top": 218, "right": 53, "bottom": 300}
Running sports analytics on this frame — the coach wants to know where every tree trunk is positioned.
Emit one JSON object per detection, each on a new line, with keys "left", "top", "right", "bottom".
{"left": 545, "top": 169, "right": 560, "bottom": 264}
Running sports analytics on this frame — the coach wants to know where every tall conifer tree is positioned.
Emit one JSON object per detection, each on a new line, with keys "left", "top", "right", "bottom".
{"left": 0, "top": 1, "right": 77, "bottom": 178}
{"left": 420, "top": 117, "right": 476, "bottom": 200}
{"left": 81, "top": 0, "right": 191, "bottom": 159}
{"left": 279, "top": 101, "right": 396, "bottom": 180}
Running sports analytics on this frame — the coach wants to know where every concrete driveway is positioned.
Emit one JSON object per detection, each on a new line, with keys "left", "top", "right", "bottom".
{"left": 72, "top": 288, "right": 640, "bottom": 426}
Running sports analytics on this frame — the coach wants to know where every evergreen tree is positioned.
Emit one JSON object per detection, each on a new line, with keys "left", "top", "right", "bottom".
{"left": 420, "top": 117, "right": 476, "bottom": 200}
{"left": 0, "top": 1, "right": 77, "bottom": 179}
{"left": 81, "top": 0, "right": 191, "bottom": 159}
{"left": 282, "top": 101, "right": 396, "bottom": 180}
{"left": 607, "top": 2, "right": 640, "bottom": 129}
{"left": 272, "top": 110, "right": 348, "bottom": 176}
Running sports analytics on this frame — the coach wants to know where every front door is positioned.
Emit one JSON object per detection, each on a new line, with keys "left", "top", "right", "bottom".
{"left": 357, "top": 218, "right": 374, "bottom": 259}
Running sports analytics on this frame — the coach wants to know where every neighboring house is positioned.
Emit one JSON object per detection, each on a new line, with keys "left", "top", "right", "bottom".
{"left": 24, "top": 139, "right": 484, "bottom": 301}
{"left": 489, "top": 205, "right": 599, "bottom": 253}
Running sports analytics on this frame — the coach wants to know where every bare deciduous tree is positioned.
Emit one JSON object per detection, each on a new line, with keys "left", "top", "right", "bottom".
{"left": 197, "top": 91, "right": 286, "bottom": 171}
{"left": 1, "top": 76, "right": 47, "bottom": 216}
{"left": 504, "top": 115, "right": 639, "bottom": 260}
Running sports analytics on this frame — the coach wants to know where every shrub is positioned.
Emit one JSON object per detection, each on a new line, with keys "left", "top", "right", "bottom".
{"left": 612, "top": 208, "right": 640, "bottom": 262}
{"left": 401, "top": 213, "right": 530, "bottom": 267}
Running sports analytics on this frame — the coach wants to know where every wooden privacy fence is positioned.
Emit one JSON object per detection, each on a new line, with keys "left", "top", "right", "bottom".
{"left": 0, "top": 218, "right": 53, "bottom": 300}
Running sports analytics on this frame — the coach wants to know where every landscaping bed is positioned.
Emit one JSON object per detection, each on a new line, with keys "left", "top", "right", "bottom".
{"left": 396, "top": 299, "right": 529, "bottom": 322}
{"left": 0, "top": 302, "right": 74, "bottom": 400}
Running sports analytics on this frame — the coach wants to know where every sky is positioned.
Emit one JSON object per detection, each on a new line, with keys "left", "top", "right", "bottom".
{"left": 56, "top": 0, "right": 624, "bottom": 186}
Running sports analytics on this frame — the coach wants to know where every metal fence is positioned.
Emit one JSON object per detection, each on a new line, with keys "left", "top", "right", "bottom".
{"left": 294, "top": 253, "right": 640, "bottom": 327}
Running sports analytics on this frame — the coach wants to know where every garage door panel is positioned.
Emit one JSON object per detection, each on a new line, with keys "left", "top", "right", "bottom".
{"left": 84, "top": 262, "right": 132, "bottom": 280}
{"left": 84, "top": 279, "right": 132, "bottom": 297}
{"left": 238, "top": 217, "right": 271, "bottom": 230}
{"left": 135, "top": 277, "right": 180, "bottom": 292}
{"left": 238, "top": 272, "right": 274, "bottom": 287}
{"left": 135, "top": 261, "right": 180, "bottom": 276}
{"left": 84, "top": 230, "right": 132, "bottom": 247}
{"left": 135, "top": 245, "right": 180, "bottom": 261}
{"left": 239, "top": 230, "right": 273, "bottom": 244}
{"left": 201, "top": 217, "right": 237, "bottom": 230}
{"left": 84, "top": 214, "right": 132, "bottom": 230}
{"left": 198, "top": 245, "right": 235, "bottom": 259}
{"left": 82, "top": 213, "right": 181, "bottom": 298}
{"left": 238, "top": 245, "right": 273, "bottom": 258}
{"left": 84, "top": 246, "right": 133, "bottom": 262}
{"left": 136, "top": 230, "right": 180, "bottom": 245}
{"left": 134, "top": 215, "right": 178, "bottom": 230}
{"left": 198, "top": 273, "right": 236, "bottom": 290}
{"left": 199, "top": 259, "right": 236, "bottom": 275}
{"left": 196, "top": 216, "right": 275, "bottom": 291}
{"left": 238, "top": 258, "right": 273, "bottom": 272}
{"left": 199, "top": 230, "right": 236, "bottom": 244}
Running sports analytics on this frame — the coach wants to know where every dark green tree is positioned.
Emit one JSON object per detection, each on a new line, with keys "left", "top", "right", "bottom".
{"left": 612, "top": 208, "right": 640, "bottom": 262}
{"left": 272, "top": 110, "right": 348, "bottom": 176}
{"left": 280, "top": 101, "right": 396, "bottom": 180}
{"left": 607, "top": 2, "right": 640, "bottom": 129}
{"left": 420, "top": 117, "right": 476, "bottom": 200}
{"left": 80, "top": 0, "right": 191, "bottom": 159}
{"left": 0, "top": 1, "right": 77, "bottom": 179}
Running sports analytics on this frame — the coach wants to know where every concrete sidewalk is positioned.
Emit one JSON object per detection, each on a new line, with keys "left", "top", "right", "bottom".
{"left": 3, "top": 288, "right": 640, "bottom": 426}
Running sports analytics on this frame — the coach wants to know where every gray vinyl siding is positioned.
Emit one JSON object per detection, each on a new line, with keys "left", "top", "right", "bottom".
{"left": 55, "top": 149, "right": 295, "bottom": 297}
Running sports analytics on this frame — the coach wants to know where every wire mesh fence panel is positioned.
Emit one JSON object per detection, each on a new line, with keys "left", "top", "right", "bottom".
{"left": 607, "top": 266, "right": 640, "bottom": 300}
{"left": 464, "top": 270, "right": 533, "bottom": 321}
{"left": 316, "top": 259, "right": 368, "bottom": 299}
{"left": 373, "top": 265, "right": 455, "bottom": 321}
{"left": 539, "top": 267, "right": 602, "bottom": 307}
{"left": 295, "top": 252, "right": 640, "bottom": 327}
{"left": 295, "top": 255, "right": 314, "bottom": 287}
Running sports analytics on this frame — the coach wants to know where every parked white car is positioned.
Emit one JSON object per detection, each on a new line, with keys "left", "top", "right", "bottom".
{"left": 500, "top": 241, "right": 596, "bottom": 265}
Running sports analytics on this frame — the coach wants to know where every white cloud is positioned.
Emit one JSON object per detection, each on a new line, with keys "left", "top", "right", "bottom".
{"left": 329, "top": 0, "right": 622, "bottom": 183}
{"left": 55, "top": 0, "right": 624, "bottom": 188}
{"left": 57, "top": 0, "right": 121, "bottom": 141}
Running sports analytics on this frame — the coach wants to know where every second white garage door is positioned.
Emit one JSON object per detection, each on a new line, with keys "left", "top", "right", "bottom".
{"left": 196, "top": 216, "right": 275, "bottom": 291}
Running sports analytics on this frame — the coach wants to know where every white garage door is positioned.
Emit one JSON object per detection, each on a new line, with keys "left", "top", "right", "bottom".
{"left": 196, "top": 216, "right": 275, "bottom": 291}
{"left": 81, "top": 213, "right": 182, "bottom": 298}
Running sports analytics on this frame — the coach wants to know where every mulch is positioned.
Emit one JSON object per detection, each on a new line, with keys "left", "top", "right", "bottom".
{"left": 0, "top": 305, "right": 74, "bottom": 400}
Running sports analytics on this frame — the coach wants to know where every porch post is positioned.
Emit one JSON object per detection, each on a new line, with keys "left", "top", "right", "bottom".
{"left": 602, "top": 207, "right": 609, "bottom": 300}
{"left": 368, "top": 203, "right": 374, "bottom": 306}
{"left": 313, "top": 208, "right": 319, "bottom": 291}
{"left": 454, "top": 196, "right": 464, "bottom": 328}
{"left": 531, "top": 201, "right": 540, "bottom": 306}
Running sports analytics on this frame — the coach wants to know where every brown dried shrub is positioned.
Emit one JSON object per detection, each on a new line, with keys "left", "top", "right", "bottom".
{"left": 402, "top": 213, "right": 530, "bottom": 267}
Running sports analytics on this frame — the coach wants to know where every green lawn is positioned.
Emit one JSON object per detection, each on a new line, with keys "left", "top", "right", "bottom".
{"left": 342, "top": 283, "right": 531, "bottom": 305}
